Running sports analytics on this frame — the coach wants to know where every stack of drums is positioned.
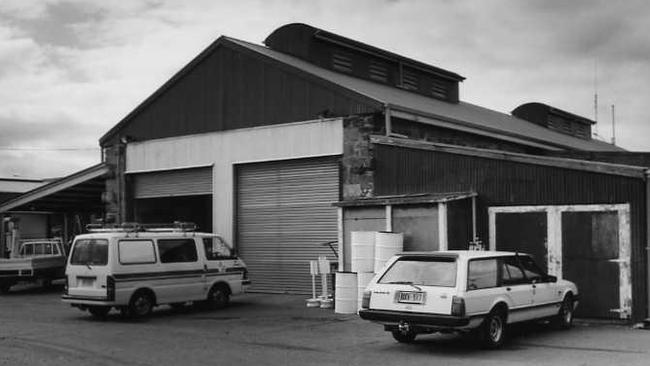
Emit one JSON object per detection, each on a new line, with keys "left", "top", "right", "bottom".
{"left": 334, "top": 272, "right": 357, "bottom": 314}
{"left": 333, "top": 231, "right": 403, "bottom": 314}
{"left": 374, "top": 231, "right": 404, "bottom": 273}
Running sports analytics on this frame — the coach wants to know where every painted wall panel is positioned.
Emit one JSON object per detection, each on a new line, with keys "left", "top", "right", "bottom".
{"left": 343, "top": 207, "right": 385, "bottom": 271}
{"left": 392, "top": 205, "right": 439, "bottom": 252}
{"left": 126, "top": 119, "right": 343, "bottom": 245}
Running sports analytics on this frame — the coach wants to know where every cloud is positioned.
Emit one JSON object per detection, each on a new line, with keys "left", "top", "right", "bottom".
{"left": 1, "top": 0, "right": 650, "bottom": 179}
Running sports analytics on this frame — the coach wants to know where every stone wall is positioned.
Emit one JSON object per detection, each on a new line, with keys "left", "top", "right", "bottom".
{"left": 341, "top": 114, "right": 381, "bottom": 200}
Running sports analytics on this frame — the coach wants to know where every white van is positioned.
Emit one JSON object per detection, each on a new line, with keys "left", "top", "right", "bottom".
{"left": 61, "top": 223, "right": 250, "bottom": 319}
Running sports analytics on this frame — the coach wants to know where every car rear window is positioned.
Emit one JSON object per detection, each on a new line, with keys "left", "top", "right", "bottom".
{"left": 70, "top": 239, "right": 109, "bottom": 266}
{"left": 378, "top": 257, "right": 457, "bottom": 287}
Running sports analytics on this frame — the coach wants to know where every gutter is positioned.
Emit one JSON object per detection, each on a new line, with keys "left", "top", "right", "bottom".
{"left": 646, "top": 169, "right": 650, "bottom": 323}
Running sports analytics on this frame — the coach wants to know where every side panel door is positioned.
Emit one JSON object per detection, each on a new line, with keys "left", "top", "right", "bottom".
{"left": 499, "top": 256, "right": 534, "bottom": 323}
{"left": 464, "top": 258, "right": 500, "bottom": 317}
{"left": 519, "top": 256, "right": 561, "bottom": 318}
{"left": 155, "top": 238, "right": 205, "bottom": 303}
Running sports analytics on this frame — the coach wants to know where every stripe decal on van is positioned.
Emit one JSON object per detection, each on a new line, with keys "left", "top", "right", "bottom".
{"left": 112, "top": 269, "right": 237, "bottom": 283}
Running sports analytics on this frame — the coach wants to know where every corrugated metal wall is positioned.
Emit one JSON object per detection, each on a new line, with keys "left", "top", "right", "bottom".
{"left": 374, "top": 144, "right": 647, "bottom": 320}
{"left": 236, "top": 157, "right": 340, "bottom": 294}
{"left": 104, "top": 42, "right": 377, "bottom": 145}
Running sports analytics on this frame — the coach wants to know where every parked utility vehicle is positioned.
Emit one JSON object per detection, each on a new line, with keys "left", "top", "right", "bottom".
{"left": 0, "top": 239, "right": 67, "bottom": 293}
{"left": 359, "top": 251, "right": 579, "bottom": 348}
{"left": 61, "top": 223, "right": 250, "bottom": 318}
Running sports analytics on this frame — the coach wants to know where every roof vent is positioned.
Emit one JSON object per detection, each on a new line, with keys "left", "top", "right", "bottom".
{"left": 512, "top": 103, "right": 594, "bottom": 140}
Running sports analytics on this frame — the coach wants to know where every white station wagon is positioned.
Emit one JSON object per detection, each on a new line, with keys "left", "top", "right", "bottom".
{"left": 359, "top": 251, "right": 579, "bottom": 348}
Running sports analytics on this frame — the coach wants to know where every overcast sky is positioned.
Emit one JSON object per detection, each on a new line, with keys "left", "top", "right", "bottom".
{"left": 1, "top": 0, "right": 649, "bottom": 179}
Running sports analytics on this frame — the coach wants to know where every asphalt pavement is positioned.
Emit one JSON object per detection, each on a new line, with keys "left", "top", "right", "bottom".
{"left": 1, "top": 283, "right": 650, "bottom": 366}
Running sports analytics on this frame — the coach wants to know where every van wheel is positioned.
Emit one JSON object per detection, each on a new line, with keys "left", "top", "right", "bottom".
{"left": 88, "top": 306, "right": 111, "bottom": 319}
{"left": 206, "top": 285, "right": 230, "bottom": 310}
{"left": 555, "top": 295, "right": 574, "bottom": 329}
{"left": 128, "top": 291, "right": 154, "bottom": 318}
{"left": 480, "top": 309, "right": 507, "bottom": 349}
{"left": 391, "top": 330, "right": 417, "bottom": 343}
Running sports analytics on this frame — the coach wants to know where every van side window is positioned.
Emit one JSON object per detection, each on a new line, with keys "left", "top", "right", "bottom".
{"left": 467, "top": 258, "right": 498, "bottom": 290}
{"left": 203, "top": 237, "right": 231, "bottom": 260}
{"left": 501, "top": 256, "right": 526, "bottom": 285}
{"left": 119, "top": 240, "right": 156, "bottom": 265}
{"left": 157, "top": 239, "right": 198, "bottom": 263}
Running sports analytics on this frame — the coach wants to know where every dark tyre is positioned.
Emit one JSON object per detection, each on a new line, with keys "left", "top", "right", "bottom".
{"left": 555, "top": 295, "right": 574, "bottom": 330}
{"left": 391, "top": 330, "right": 417, "bottom": 343}
{"left": 0, "top": 283, "right": 11, "bottom": 294}
{"left": 128, "top": 291, "right": 154, "bottom": 318}
{"left": 88, "top": 306, "right": 111, "bottom": 319}
{"left": 480, "top": 309, "right": 507, "bottom": 349}
{"left": 205, "top": 285, "right": 230, "bottom": 310}
{"left": 42, "top": 279, "right": 53, "bottom": 288}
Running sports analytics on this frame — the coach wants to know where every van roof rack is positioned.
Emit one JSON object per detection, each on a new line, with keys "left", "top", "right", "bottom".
{"left": 86, "top": 221, "right": 197, "bottom": 233}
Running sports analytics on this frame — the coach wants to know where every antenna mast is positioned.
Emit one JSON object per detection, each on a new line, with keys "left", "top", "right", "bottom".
{"left": 611, "top": 104, "right": 616, "bottom": 145}
{"left": 593, "top": 60, "right": 599, "bottom": 136}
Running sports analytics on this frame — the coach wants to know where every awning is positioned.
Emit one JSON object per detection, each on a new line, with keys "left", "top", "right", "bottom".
{"left": 333, "top": 191, "right": 477, "bottom": 207}
{"left": 0, "top": 163, "right": 110, "bottom": 213}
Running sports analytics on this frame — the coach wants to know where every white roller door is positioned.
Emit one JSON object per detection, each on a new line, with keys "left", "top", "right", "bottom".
{"left": 236, "top": 157, "right": 339, "bottom": 294}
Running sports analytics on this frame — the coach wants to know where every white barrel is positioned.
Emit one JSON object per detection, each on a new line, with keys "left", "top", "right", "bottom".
{"left": 334, "top": 272, "right": 358, "bottom": 314}
{"left": 374, "top": 232, "right": 403, "bottom": 273}
{"left": 357, "top": 272, "right": 375, "bottom": 311}
{"left": 351, "top": 231, "right": 376, "bottom": 273}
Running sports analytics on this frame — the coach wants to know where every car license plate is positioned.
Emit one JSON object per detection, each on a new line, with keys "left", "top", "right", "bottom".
{"left": 397, "top": 291, "right": 425, "bottom": 304}
{"left": 77, "top": 276, "right": 96, "bottom": 287}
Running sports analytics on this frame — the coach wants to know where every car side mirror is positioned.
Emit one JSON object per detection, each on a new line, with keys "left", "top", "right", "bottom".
{"left": 545, "top": 275, "right": 557, "bottom": 283}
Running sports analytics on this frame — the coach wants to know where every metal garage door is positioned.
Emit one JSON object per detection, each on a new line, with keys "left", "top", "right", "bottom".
{"left": 131, "top": 167, "right": 212, "bottom": 199}
{"left": 236, "top": 157, "right": 339, "bottom": 294}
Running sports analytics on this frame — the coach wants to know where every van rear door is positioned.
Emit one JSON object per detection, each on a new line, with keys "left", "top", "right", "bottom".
{"left": 66, "top": 238, "right": 110, "bottom": 299}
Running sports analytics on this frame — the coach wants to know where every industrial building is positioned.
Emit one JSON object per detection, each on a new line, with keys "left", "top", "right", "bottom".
{"left": 3, "top": 23, "right": 649, "bottom": 321}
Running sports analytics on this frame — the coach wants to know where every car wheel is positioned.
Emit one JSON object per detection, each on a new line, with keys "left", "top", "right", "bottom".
{"left": 480, "top": 309, "right": 507, "bottom": 349}
{"left": 555, "top": 295, "right": 574, "bottom": 330}
{"left": 88, "top": 306, "right": 111, "bottom": 319}
{"left": 206, "top": 285, "right": 230, "bottom": 310}
{"left": 391, "top": 330, "right": 417, "bottom": 343}
{"left": 128, "top": 291, "right": 154, "bottom": 318}
{"left": 0, "top": 283, "right": 11, "bottom": 294}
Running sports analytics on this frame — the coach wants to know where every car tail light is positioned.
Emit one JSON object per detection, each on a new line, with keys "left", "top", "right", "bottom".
{"left": 361, "top": 290, "right": 372, "bottom": 309}
{"left": 242, "top": 268, "right": 249, "bottom": 280}
{"left": 64, "top": 276, "right": 69, "bottom": 295}
{"left": 451, "top": 296, "right": 465, "bottom": 317}
{"left": 106, "top": 275, "right": 115, "bottom": 301}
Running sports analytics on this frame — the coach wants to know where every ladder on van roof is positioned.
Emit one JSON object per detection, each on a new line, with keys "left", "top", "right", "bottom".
{"left": 85, "top": 221, "right": 198, "bottom": 233}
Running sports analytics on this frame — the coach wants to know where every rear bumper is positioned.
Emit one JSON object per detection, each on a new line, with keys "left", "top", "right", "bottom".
{"left": 359, "top": 309, "right": 472, "bottom": 328}
{"left": 61, "top": 294, "right": 113, "bottom": 306}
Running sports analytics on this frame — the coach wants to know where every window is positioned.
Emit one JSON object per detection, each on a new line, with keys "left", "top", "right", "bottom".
{"left": 119, "top": 240, "right": 156, "bottom": 265}
{"left": 378, "top": 257, "right": 457, "bottom": 287}
{"left": 332, "top": 51, "right": 353, "bottom": 73}
{"left": 369, "top": 60, "right": 388, "bottom": 83}
{"left": 157, "top": 239, "right": 198, "bottom": 263}
{"left": 519, "top": 256, "right": 545, "bottom": 282}
{"left": 401, "top": 69, "right": 418, "bottom": 90}
{"left": 431, "top": 80, "right": 448, "bottom": 99}
{"left": 467, "top": 259, "right": 498, "bottom": 290}
{"left": 203, "top": 237, "right": 232, "bottom": 260}
{"left": 70, "top": 239, "right": 109, "bottom": 266}
{"left": 501, "top": 256, "right": 526, "bottom": 285}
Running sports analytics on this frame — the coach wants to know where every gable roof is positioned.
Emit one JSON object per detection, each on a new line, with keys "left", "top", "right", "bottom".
{"left": 100, "top": 33, "right": 623, "bottom": 152}
{"left": 228, "top": 38, "right": 623, "bottom": 152}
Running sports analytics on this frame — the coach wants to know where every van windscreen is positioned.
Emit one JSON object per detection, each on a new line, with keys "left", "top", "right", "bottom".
{"left": 378, "top": 257, "right": 457, "bottom": 287}
{"left": 71, "top": 239, "right": 109, "bottom": 266}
